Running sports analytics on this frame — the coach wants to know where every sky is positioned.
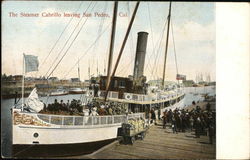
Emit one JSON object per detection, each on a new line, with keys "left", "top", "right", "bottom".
{"left": 2, "top": 1, "right": 215, "bottom": 82}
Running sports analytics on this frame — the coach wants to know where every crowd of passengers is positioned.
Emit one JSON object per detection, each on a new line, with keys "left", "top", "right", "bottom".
{"left": 40, "top": 99, "right": 127, "bottom": 116}
{"left": 161, "top": 101, "right": 216, "bottom": 144}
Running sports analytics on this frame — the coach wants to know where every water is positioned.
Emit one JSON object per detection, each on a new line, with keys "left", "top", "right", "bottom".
{"left": 183, "top": 86, "right": 216, "bottom": 106}
{"left": 1, "top": 86, "right": 215, "bottom": 157}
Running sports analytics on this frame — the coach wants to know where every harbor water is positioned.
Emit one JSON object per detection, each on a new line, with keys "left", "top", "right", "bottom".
{"left": 1, "top": 86, "right": 215, "bottom": 157}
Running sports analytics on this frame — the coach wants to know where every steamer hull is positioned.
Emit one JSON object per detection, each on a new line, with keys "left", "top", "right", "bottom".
{"left": 12, "top": 111, "right": 131, "bottom": 157}
{"left": 12, "top": 124, "right": 119, "bottom": 157}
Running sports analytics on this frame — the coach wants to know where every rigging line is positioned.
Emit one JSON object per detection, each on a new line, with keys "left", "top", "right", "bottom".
{"left": 146, "top": 2, "right": 157, "bottom": 80}
{"left": 44, "top": 2, "right": 93, "bottom": 77}
{"left": 116, "top": 57, "right": 134, "bottom": 75}
{"left": 104, "top": 42, "right": 110, "bottom": 75}
{"left": 150, "top": 18, "right": 168, "bottom": 80}
{"left": 39, "top": 1, "right": 84, "bottom": 71}
{"left": 145, "top": 17, "right": 168, "bottom": 79}
{"left": 47, "top": 2, "right": 97, "bottom": 78}
{"left": 147, "top": 2, "right": 156, "bottom": 59}
{"left": 127, "top": 1, "right": 135, "bottom": 74}
{"left": 62, "top": 23, "right": 112, "bottom": 79}
{"left": 91, "top": 2, "right": 108, "bottom": 72}
{"left": 171, "top": 19, "right": 179, "bottom": 75}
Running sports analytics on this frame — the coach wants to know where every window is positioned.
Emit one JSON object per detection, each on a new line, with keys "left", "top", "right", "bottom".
{"left": 119, "top": 80, "right": 126, "bottom": 88}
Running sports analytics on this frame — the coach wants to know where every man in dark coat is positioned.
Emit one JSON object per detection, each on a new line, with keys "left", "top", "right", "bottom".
{"left": 195, "top": 117, "right": 202, "bottom": 138}
{"left": 151, "top": 109, "right": 156, "bottom": 125}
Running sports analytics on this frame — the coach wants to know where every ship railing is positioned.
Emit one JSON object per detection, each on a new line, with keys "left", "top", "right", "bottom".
{"left": 96, "top": 90, "right": 184, "bottom": 102}
{"left": 127, "top": 113, "right": 145, "bottom": 120}
{"left": 123, "top": 93, "right": 151, "bottom": 102}
{"left": 98, "top": 90, "right": 119, "bottom": 99}
{"left": 20, "top": 112, "right": 144, "bottom": 127}
{"left": 35, "top": 113, "right": 127, "bottom": 126}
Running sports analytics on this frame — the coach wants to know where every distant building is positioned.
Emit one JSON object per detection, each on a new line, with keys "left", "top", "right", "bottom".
{"left": 35, "top": 84, "right": 51, "bottom": 89}
{"left": 25, "top": 77, "right": 35, "bottom": 81}
{"left": 198, "top": 81, "right": 207, "bottom": 86}
{"left": 183, "top": 80, "right": 195, "bottom": 87}
{"left": 147, "top": 79, "right": 174, "bottom": 87}
{"left": 70, "top": 78, "right": 80, "bottom": 83}
{"left": 60, "top": 79, "right": 70, "bottom": 83}
{"left": 208, "top": 81, "right": 216, "bottom": 86}
{"left": 48, "top": 77, "right": 59, "bottom": 82}
{"left": 13, "top": 75, "right": 23, "bottom": 81}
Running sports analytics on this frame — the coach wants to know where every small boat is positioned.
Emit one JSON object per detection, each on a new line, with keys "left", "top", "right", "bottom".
{"left": 50, "top": 89, "right": 68, "bottom": 96}
{"left": 68, "top": 88, "right": 86, "bottom": 94}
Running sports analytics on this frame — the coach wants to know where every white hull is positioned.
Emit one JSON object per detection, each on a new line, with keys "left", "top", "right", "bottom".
{"left": 68, "top": 88, "right": 86, "bottom": 94}
{"left": 50, "top": 89, "right": 68, "bottom": 96}
{"left": 13, "top": 124, "right": 120, "bottom": 145}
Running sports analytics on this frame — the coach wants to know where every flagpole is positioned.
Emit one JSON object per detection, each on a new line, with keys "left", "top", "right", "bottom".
{"left": 22, "top": 53, "right": 25, "bottom": 111}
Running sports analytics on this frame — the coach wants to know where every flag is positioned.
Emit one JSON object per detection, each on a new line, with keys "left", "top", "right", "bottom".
{"left": 24, "top": 54, "right": 39, "bottom": 73}
{"left": 25, "top": 88, "right": 44, "bottom": 112}
{"left": 176, "top": 74, "right": 186, "bottom": 80}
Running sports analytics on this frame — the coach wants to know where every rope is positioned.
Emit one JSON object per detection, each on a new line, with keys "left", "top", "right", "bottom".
{"left": 91, "top": 2, "right": 108, "bottom": 76}
{"left": 171, "top": 19, "right": 179, "bottom": 75}
{"left": 116, "top": 2, "right": 135, "bottom": 77}
{"left": 127, "top": 2, "right": 135, "bottom": 75}
{"left": 62, "top": 23, "right": 111, "bottom": 79}
{"left": 46, "top": 2, "right": 97, "bottom": 78}
{"left": 146, "top": 2, "right": 156, "bottom": 80}
{"left": 144, "top": 7, "right": 169, "bottom": 80}
{"left": 45, "top": 2, "right": 94, "bottom": 78}
{"left": 150, "top": 18, "right": 168, "bottom": 80}
{"left": 39, "top": 2, "right": 84, "bottom": 74}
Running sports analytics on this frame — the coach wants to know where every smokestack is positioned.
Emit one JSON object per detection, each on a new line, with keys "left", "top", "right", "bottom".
{"left": 133, "top": 32, "right": 148, "bottom": 80}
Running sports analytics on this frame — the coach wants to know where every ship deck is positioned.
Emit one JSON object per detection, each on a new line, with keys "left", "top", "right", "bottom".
{"left": 67, "top": 122, "right": 216, "bottom": 159}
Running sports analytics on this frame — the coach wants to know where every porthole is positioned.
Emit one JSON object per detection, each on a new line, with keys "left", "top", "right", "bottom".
{"left": 33, "top": 133, "right": 39, "bottom": 138}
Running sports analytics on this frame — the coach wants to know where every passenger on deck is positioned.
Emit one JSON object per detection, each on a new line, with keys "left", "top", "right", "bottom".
{"left": 87, "top": 102, "right": 92, "bottom": 115}
{"left": 90, "top": 107, "right": 99, "bottom": 116}
{"left": 66, "top": 100, "right": 70, "bottom": 109}
{"left": 108, "top": 106, "right": 113, "bottom": 115}
{"left": 98, "top": 104, "right": 107, "bottom": 115}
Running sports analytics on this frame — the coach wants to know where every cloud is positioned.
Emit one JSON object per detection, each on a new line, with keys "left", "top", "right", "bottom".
{"left": 173, "top": 21, "right": 215, "bottom": 43}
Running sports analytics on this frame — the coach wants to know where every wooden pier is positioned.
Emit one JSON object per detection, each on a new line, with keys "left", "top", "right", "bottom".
{"left": 67, "top": 123, "right": 216, "bottom": 159}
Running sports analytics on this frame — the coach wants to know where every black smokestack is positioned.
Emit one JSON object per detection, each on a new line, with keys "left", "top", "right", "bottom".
{"left": 133, "top": 32, "right": 148, "bottom": 80}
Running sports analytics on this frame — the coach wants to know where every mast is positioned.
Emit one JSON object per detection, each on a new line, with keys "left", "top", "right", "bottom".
{"left": 22, "top": 53, "right": 25, "bottom": 111}
{"left": 106, "top": 1, "right": 118, "bottom": 90}
{"left": 78, "top": 58, "right": 81, "bottom": 86}
{"left": 105, "top": 2, "right": 140, "bottom": 101}
{"left": 162, "top": 1, "right": 172, "bottom": 88}
{"left": 88, "top": 60, "right": 90, "bottom": 80}
{"left": 78, "top": 59, "right": 80, "bottom": 80}
{"left": 96, "top": 59, "right": 99, "bottom": 76}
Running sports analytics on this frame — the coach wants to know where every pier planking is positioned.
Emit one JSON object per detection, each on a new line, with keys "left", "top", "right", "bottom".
{"left": 69, "top": 123, "right": 215, "bottom": 159}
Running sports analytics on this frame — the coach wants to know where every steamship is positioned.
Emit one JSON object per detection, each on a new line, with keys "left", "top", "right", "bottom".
{"left": 12, "top": 2, "right": 184, "bottom": 157}
{"left": 87, "top": 31, "right": 185, "bottom": 115}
